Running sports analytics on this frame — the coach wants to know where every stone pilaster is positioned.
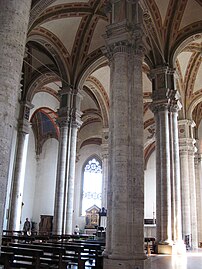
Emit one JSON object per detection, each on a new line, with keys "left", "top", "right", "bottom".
{"left": 101, "top": 128, "right": 109, "bottom": 209}
{"left": 194, "top": 140, "right": 202, "bottom": 245}
{"left": 9, "top": 102, "right": 33, "bottom": 231}
{"left": 103, "top": 1, "right": 148, "bottom": 268}
{"left": 65, "top": 92, "right": 82, "bottom": 234}
{"left": 0, "top": 0, "right": 31, "bottom": 243}
{"left": 178, "top": 119, "right": 197, "bottom": 248}
{"left": 53, "top": 87, "right": 72, "bottom": 234}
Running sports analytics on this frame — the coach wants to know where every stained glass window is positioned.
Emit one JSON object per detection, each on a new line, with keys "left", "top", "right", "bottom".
{"left": 82, "top": 157, "right": 102, "bottom": 215}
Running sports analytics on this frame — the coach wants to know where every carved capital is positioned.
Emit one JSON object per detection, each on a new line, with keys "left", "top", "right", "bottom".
{"left": 57, "top": 117, "right": 69, "bottom": 128}
{"left": 71, "top": 108, "right": 83, "bottom": 129}
{"left": 18, "top": 120, "right": 31, "bottom": 134}
{"left": 150, "top": 102, "right": 169, "bottom": 114}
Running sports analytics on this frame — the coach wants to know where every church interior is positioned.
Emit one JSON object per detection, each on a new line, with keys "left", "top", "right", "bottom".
{"left": 0, "top": 0, "right": 202, "bottom": 268}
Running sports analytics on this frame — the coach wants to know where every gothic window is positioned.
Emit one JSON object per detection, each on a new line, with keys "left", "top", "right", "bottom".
{"left": 81, "top": 157, "right": 102, "bottom": 216}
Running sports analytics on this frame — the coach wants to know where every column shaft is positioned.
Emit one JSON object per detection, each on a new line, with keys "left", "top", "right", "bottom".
{"left": 101, "top": 128, "right": 109, "bottom": 209}
{"left": 103, "top": 1, "right": 149, "bottom": 267}
{"left": 105, "top": 43, "right": 145, "bottom": 260}
{"left": 104, "top": 60, "right": 114, "bottom": 256}
{"left": 169, "top": 108, "right": 182, "bottom": 242}
{"left": 9, "top": 131, "right": 29, "bottom": 230}
{"left": 179, "top": 147, "right": 191, "bottom": 237}
{"left": 65, "top": 125, "right": 79, "bottom": 233}
{"left": 195, "top": 150, "right": 202, "bottom": 245}
{"left": 65, "top": 92, "right": 82, "bottom": 234}
{"left": 178, "top": 120, "right": 196, "bottom": 247}
{"left": 159, "top": 107, "right": 172, "bottom": 242}
{"left": 53, "top": 123, "right": 69, "bottom": 234}
{"left": 0, "top": 0, "right": 31, "bottom": 243}
{"left": 101, "top": 155, "right": 108, "bottom": 209}
{"left": 188, "top": 149, "right": 198, "bottom": 248}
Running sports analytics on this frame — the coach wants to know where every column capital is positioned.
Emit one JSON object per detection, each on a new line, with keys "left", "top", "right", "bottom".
{"left": 103, "top": 0, "right": 145, "bottom": 58}
{"left": 71, "top": 108, "right": 83, "bottom": 129}
{"left": 57, "top": 116, "right": 69, "bottom": 128}
{"left": 150, "top": 102, "right": 169, "bottom": 114}
{"left": 150, "top": 65, "right": 175, "bottom": 77}
{"left": 150, "top": 66, "right": 175, "bottom": 98}
{"left": 18, "top": 101, "right": 34, "bottom": 134}
{"left": 58, "top": 85, "right": 72, "bottom": 96}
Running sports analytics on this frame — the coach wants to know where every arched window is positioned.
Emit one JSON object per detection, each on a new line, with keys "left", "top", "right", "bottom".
{"left": 81, "top": 157, "right": 102, "bottom": 215}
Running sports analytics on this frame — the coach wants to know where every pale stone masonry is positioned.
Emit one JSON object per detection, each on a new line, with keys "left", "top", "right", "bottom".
{"left": 0, "top": 0, "right": 32, "bottom": 244}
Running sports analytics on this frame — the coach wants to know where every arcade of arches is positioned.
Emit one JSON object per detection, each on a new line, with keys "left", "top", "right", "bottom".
{"left": 0, "top": 0, "right": 202, "bottom": 268}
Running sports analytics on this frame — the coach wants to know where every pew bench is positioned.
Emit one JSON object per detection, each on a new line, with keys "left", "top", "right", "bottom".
{"left": 9, "top": 242, "right": 68, "bottom": 269}
{"left": 1, "top": 245, "right": 44, "bottom": 268}
{"left": 33, "top": 241, "right": 99, "bottom": 269}
{"left": 0, "top": 251, "right": 14, "bottom": 269}
{"left": 40, "top": 241, "right": 103, "bottom": 269}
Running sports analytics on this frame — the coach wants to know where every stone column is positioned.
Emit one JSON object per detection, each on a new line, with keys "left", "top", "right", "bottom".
{"left": 53, "top": 87, "right": 71, "bottom": 234}
{"left": 169, "top": 94, "right": 183, "bottom": 246}
{"left": 188, "top": 142, "right": 198, "bottom": 248}
{"left": 195, "top": 140, "right": 202, "bottom": 245}
{"left": 9, "top": 102, "right": 33, "bottom": 231}
{"left": 178, "top": 120, "right": 197, "bottom": 248}
{"left": 101, "top": 128, "right": 109, "bottom": 209}
{"left": 65, "top": 93, "right": 82, "bottom": 234}
{"left": 150, "top": 67, "right": 173, "bottom": 248}
{"left": 0, "top": 0, "right": 31, "bottom": 244}
{"left": 103, "top": 1, "right": 148, "bottom": 268}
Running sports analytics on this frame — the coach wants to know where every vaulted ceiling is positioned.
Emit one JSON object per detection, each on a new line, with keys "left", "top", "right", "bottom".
{"left": 25, "top": 0, "right": 202, "bottom": 156}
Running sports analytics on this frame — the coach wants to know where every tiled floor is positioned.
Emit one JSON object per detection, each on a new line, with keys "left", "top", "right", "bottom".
{"left": 150, "top": 249, "right": 202, "bottom": 269}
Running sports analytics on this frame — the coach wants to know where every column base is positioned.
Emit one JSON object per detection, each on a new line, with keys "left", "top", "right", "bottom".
{"left": 157, "top": 240, "right": 186, "bottom": 255}
{"left": 103, "top": 256, "right": 151, "bottom": 269}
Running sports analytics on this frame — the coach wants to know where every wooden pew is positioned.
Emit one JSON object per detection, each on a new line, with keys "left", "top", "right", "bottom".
{"left": 2, "top": 234, "right": 51, "bottom": 246}
{"left": 3, "top": 230, "right": 23, "bottom": 236}
{"left": 39, "top": 240, "right": 103, "bottom": 269}
{"left": 33, "top": 241, "right": 89, "bottom": 269}
{"left": 1, "top": 245, "right": 44, "bottom": 268}
{"left": 65, "top": 241, "right": 103, "bottom": 269}
{"left": 9, "top": 242, "right": 67, "bottom": 269}
{"left": 0, "top": 251, "right": 14, "bottom": 269}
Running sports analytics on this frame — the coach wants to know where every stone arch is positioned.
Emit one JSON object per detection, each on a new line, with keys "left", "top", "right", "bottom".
{"left": 187, "top": 91, "right": 202, "bottom": 120}
{"left": 170, "top": 32, "right": 202, "bottom": 65}
{"left": 27, "top": 29, "right": 70, "bottom": 85}
{"left": 26, "top": 71, "right": 60, "bottom": 103}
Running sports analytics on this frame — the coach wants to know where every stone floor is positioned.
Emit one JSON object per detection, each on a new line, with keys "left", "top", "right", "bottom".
{"left": 68, "top": 250, "right": 202, "bottom": 268}
{"left": 149, "top": 249, "right": 202, "bottom": 269}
